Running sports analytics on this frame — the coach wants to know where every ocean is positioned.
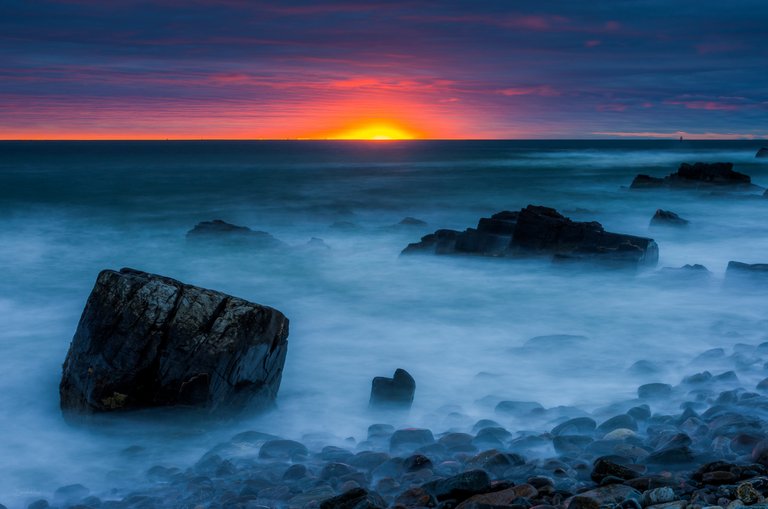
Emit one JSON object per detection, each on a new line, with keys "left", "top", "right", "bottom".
{"left": 1, "top": 140, "right": 767, "bottom": 506}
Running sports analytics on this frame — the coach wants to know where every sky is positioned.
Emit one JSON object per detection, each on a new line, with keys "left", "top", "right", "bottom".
{"left": 1, "top": 0, "right": 767, "bottom": 140}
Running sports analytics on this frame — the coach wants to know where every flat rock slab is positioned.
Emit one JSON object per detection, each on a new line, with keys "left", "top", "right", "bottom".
{"left": 60, "top": 268, "right": 289, "bottom": 416}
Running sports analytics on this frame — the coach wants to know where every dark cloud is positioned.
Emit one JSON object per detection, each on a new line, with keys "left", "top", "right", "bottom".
{"left": 1, "top": 0, "right": 766, "bottom": 138}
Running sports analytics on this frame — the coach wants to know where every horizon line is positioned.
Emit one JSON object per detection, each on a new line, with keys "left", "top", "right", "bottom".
{"left": 1, "top": 137, "right": 765, "bottom": 142}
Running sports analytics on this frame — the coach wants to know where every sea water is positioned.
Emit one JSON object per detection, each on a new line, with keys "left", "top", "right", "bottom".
{"left": 0, "top": 140, "right": 767, "bottom": 506}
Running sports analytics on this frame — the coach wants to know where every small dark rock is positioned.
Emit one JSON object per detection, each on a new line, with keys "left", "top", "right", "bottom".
{"left": 390, "top": 428, "right": 435, "bottom": 452}
{"left": 423, "top": 469, "right": 492, "bottom": 502}
{"left": 258, "top": 439, "right": 308, "bottom": 460}
{"left": 370, "top": 369, "right": 415, "bottom": 409}
{"left": 319, "top": 488, "right": 386, "bottom": 509}
{"left": 591, "top": 458, "right": 639, "bottom": 483}
{"left": 756, "top": 148, "right": 768, "bottom": 158}
{"left": 650, "top": 210, "right": 689, "bottom": 227}
{"left": 638, "top": 383, "right": 672, "bottom": 400}
{"left": 552, "top": 417, "right": 597, "bottom": 436}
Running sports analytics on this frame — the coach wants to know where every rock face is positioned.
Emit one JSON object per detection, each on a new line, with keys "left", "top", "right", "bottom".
{"left": 402, "top": 205, "right": 658, "bottom": 269}
{"left": 756, "top": 148, "right": 768, "bottom": 158}
{"left": 370, "top": 369, "right": 415, "bottom": 409}
{"left": 187, "top": 219, "right": 286, "bottom": 248}
{"left": 631, "top": 162, "right": 754, "bottom": 190}
{"left": 650, "top": 209, "right": 689, "bottom": 227}
{"left": 60, "top": 268, "right": 289, "bottom": 416}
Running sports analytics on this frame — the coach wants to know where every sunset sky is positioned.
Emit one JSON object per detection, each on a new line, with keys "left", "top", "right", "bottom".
{"left": 2, "top": 1, "right": 767, "bottom": 140}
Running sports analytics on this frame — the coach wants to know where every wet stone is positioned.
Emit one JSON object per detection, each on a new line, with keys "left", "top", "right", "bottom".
{"left": 395, "top": 487, "right": 437, "bottom": 508}
{"left": 597, "top": 414, "right": 638, "bottom": 434}
{"left": 282, "top": 463, "right": 308, "bottom": 481}
{"left": 390, "top": 428, "right": 435, "bottom": 452}
{"left": 552, "top": 417, "right": 597, "bottom": 436}
{"left": 423, "top": 469, "right": 492, "bottom": 502}
{"left": 638, "top": 383, "right": 673, "bottom": 400}
{"left": 258, "top": 439, "right": 309, "bottom": 460}
{"left": 702, "top": 471, "right": 738, "bottom": 485}
{"left": 736, "top": 482, "right": 761, "bottom": 504}
{"left": 628, "top": 405, "right": 652, "bottom": 421}
{"left": 591, "top": 458, "right": 640, "bottom": 483}
{"left": 320, "top": 462, "right": 356, "bottom": 480}
{"left": 403, "top": 454, "right": 433, "bottom": 472}
{"left": 642, "top": 487, "right": 677, "bottom": 506}
{"left": 553, "top": 435, "right": 593, "bottom": 455}
{"left": 319, "top": 487, "right": 386, "bottom": 509}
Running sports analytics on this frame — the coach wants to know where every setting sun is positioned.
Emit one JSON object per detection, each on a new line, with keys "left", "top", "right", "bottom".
{"left": 327, "top": 122, "right": 418, "bottom": 140}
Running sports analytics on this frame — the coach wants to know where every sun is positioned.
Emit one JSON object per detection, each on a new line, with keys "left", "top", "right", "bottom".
{"left": 327, "top": 122, "right": 417, "bottom": 140}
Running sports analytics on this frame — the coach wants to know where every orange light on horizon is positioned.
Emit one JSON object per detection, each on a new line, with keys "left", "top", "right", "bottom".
{"left": 324, "top": 121, "right": 419, "bottom": 140}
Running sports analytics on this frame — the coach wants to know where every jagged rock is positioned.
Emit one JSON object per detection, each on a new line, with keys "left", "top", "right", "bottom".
{"left": 60, "top": 268, "right": 289, "bottom": 416}
{"left": 630, "top": 162, "right": 755, "bottom": 190}
{"left": 186, "top": 219, "right": 286, "bottom": 248}
{"left": 402, "top": 205, "right": 658, "bottom": 269}
{"left": 756, "top": 148, "right": 768, "bottom": 158}
{"left": 369, "top": 369, "right": 415, "bottom": 409}
{"left": 650, "top": 210, "right": 689, "bottom": 227}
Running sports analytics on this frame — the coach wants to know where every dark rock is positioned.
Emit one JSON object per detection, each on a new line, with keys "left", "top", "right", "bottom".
{"left": 646, "top": 446, "right": 695, "bottom": 465}
{"left": 650, "top": 210, "right": 689, "bottom": 227}
{"left": 701, "top": 470, "right": 737, "bottom": 485}
{"left": 403, "top": 205, "right": 658, "bottom": 269}
{"left": 59, "top": 268, "right": 289, "bottom": 416}
{"left": 591, "top": 458, "right": 639, "bottom": 483}
{"left": 597, "top": 415, "right": 638, "bottom": 434}
{"left": 186, "top": 219, "right": 286, "bottom": 248}
{"left": 54, "top": 484, "right": 90, "bottom": 503}
{"left": 638, "top": 383, "right": 672, "bottom": 400}
{"left": 258, "top": 439, "right": 308, "bottom": 460}
{"left": 305, "top": 237, "right": 331, "bottom": 250}
{"left": 27, "top": 501, "right": 49, "bottom": 509}
{"left": 496, "top": 400, "right": 544, "bottom": 415}
{"left": 756, "top": 148, "right": 768, "bottom": 158}
{"left": 565, "top": 485, "right": 641, "bottom": 508}
{"left": 369, "top": 368, "right": 415, "bottom": 409}
{"left": 658, "top": 264, "right": 711, "bottom": 281}
{"left": 350, "top": 451, "right": 389, "bottom": 471}
{"left": 282, "top": 464, "right": 308, "bottom": 481}
{"left": 423, "top": 469, "right": 492, "bottom": 502}
{"left": 553, "top": 435, "right": 593, "bottom": 455}
{"left": 403, "top": 454, "right": 433, "bottom": 472}
{"left": 390, "top": 428, "right": 435, "bottom": 452}
{"left": 627, "top": 405, "right": 651, "bottom": 421}
{"left": 628, "top": 360, "right": 662, "bottom": 375}
{"left": 552, "top": 417, "right": 597, "bottom": 436}
{"left": 456, "top": 485, "right": 538, "bottom": 509}
{"left": 395, "top": 487, "right": 437, "bottom": 508}
{"left": 630, "top": 162, "right": 755, "bottom": 190}
{"left": 319, "top": 488, "right": 386, "bottom": 509}
{"left": 641, "top": 487, "right": 676, "bottom": 506}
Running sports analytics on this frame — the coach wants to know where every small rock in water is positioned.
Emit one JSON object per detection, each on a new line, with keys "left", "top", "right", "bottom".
{"left": 552, "top": 417, "right": 597, "bottom": 436}
{"left": 258, "top": 439, "right": 308, "bottom": 460}
{"left": 650, "top": 209, "right": 689, "bottom": 227}
{"left": 319, "top": 487, "right": 386, "bottom": 509}
{"left": 186, "top": 219, "right": 286, "bottom": 248}
{"left": 756, "top": 148, "right": 768, "bottom": 158}
{"left": 638, "top": 383, "right": 673, "bottom": 399}
{"left": 398, "top": 216, "right": 428, "bottom": 226}
{"left": 597, "top": 414, "right": 638, "bottom": 434}
{"left": 496, "top": 400, "right": 544, "bottom": 415}
{"left": 422, "top": 469, "right": 491, "bottom": 502}
{"left": 369, "top": 368, "right": 415, "bottom": 409}
{"left": 390, "top": 428, "right": 434, "bottom": 453}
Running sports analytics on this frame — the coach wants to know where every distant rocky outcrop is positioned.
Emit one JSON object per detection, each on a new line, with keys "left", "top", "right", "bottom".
{"left": 725, "top": 261, "right": 768, "bottom": 286}
{"left": 398, "top": 217, "right": 427, "bottom": 227}
{"left": 60, "top": 268, "right": 289, "bottom": 417}
{"left": 650, "top": 209, "right": 689, "bottom": 227}
{"left": 756, "top": 148, "right": 768, "bottom": 158}
{"left": 402, "top": 205, "right": 658, "bottom": 269}
{"left": 631, "top": 162, "right": 756, "bottom": 190}
{"left": 187, "top": 219, "right": 286, "bottom": 249}
{"left": 370, "top": 369, "right": 416, "bottom": 410}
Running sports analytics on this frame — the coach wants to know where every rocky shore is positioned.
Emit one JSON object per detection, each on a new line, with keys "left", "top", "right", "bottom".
{"left": 25, "top": 338, "right": 768, "bottom": 509}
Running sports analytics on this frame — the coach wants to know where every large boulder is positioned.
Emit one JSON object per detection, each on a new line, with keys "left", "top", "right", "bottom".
{"left": 187, "top": 219, "right": 286, "bottom": 249}
{"left": 630, "top": 162, "right": 755, "bottom": 190}
{"left": 402, "top": 205, "right": 658, "bottom": 269}
{"left": 60, "top": 268, "right": 289, "bottom": 416}
{"left": 369, "top": 368, "right": 415, "bottom": 409}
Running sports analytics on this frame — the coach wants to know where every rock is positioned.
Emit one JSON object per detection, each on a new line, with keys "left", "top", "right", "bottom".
{"left": 59, "top": 268, "right": 289, "bottom": 416}
{"left": 630, "top": 162, "right": 755, "bottom": 190}
{"left": 591, "top": 458, "right": 639, "bottom": 483}
{"left": 597, "top": 415, "right": 638, "bottom": 434}
{"left": 305, "top": 237, "right": 331, "bottom": 250}
{"left": 319, "top": 488, "right": 386, "bottom": 509}
{"left": 258, "top": 439, "right": 308, "bottom": 460}
{"left": 369, "top": 369, "right": 415, "bottom": 409}
{"left": 658, "top": 264, "right": 711, "bottom": 281}
{"left": 638, "top": 383, "right": 672, "bottom": 400}
{"left": 402, "top": 205, "right": 658, "bottom": 269}
{"left": 737, "top": 482, "right": 761, "bottom": 504}
{"left": 566, "top": 485, "right": 642, "bottom": 508}
{"left": 650, "top": 210, "right": 689, "bottom": 227}
{"left": 423, "top": 469, "right": 492, "bottom": 502}
{"left": 642, "top": 487, "right": 677, "bottom": 506}
{"left": 725, "top": 261, "right": 768, "bottom": 285}
{"left": 390, "top": 428, "right": 435, "bottom": 452}
{"left": 496, "top": 400, "right": 545, "bottom": 415}
{"left": 756, "top": 148, "right": 768, "bottom": 158}
{"left": 395, "top": 487, "right": 437, "bottom": 507}
{"left": 186, "top": 219, "right": 286, "bottom": 248}
{"left": 552, "top": 417, "right": 597, "bottom": 436}
{"left": 54, "top": 484, "right": 90, "bottom": 504}
{"left": 457, "top": 485, "right": 538, "bottom": 509}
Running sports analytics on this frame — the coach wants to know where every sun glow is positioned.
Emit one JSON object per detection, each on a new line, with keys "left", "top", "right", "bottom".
{"left": 327, "top": 122, "right": 418, "bottom": 140}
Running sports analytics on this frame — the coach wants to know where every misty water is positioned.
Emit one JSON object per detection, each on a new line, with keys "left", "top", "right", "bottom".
{"left": 1, "top": 140, "right": 767, "bottom": 506}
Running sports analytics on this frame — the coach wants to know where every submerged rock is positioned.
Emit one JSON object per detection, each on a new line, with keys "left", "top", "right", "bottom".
{"left": 631, "top": 162, "right": 757, "bottom": 190}
{"left": 402, "top": 205, "right": 658, "bottom": 269}
{"left": 186, "top": 219, "right": 286, "bottom": 248}
{"left": 756, "top": 148, "right": 768, "bottom": 158}
{"left": 370, "top": 368, "right": 415, "bottom": 409}
{"left": 60, "top": 268, "right": 289, "bottom": 416}
{"left": 650, "top": 210, "right": 689, "bottom": 227}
